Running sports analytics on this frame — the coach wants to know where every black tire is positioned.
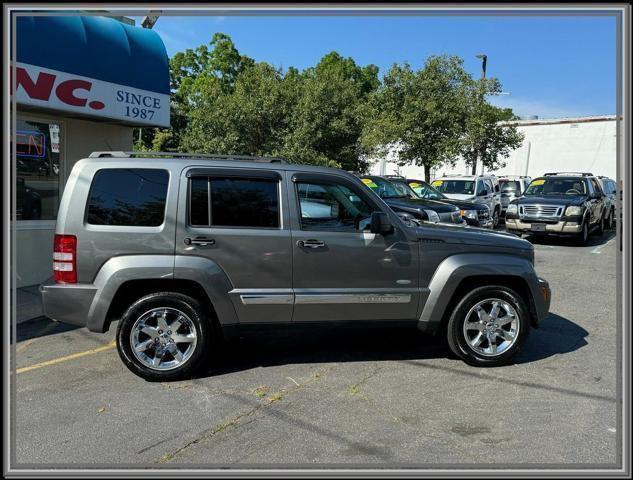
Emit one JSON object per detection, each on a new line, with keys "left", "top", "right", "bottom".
{"left": 576, "top": 220, "right": 589, "bottom": 245}
{"left": 595, "top": 214, "right": 605, "bottom": 236}
{"left": 116, "top": 292, "right": 214, "bottom": 381}
{"left": 607, "top": 208, "right": 614, "bottom": 230}
{"left": 492, "top": 208, "right": 500, "bottom": 228}
{"left": 446, "top": 285, "right": 530, "bottom": 367}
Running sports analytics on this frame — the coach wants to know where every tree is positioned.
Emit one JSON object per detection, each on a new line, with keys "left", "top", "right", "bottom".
{"left": 461, "top": 78, "right": 524, "bottom": 174}
{"left": 361, "top": 55, "right": 473, "bottom": 182}
{"left": 181, "top": 61, "right": 292, "bottom": 156}
{"left": 279, "top": 52, "right": 380, "bottom": 170}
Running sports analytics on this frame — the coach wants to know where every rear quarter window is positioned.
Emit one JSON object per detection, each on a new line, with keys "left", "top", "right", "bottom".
{"left": 86, "top": 168, "right": 169, "bottom": 226}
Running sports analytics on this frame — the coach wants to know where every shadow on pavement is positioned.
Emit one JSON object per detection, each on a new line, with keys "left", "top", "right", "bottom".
{"left": 513, "top": 313, "right": 588, "bottom": 364}
{"left": 14, "top": 316, "right": 82, "bottom": 343}
{"left": 523, "top": 229, "right": 616, "bottom": 247}
{"left": 198, "top": 312, "right": 587, "bottom": 378}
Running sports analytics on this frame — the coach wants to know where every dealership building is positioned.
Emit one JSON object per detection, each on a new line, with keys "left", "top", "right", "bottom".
{"left": 14, "top": 15, "right": 170, "bottom": 287}
{"left": 371, "top": 115, "right": 618, "bottom": 182}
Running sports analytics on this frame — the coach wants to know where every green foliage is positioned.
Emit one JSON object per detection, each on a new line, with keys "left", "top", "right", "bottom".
{"left": 461, "top": 78, "right": 524, "bottom": 174}
{"left": 154, "top": 34, "right": 522, "bottom": 177}
{"left": 361, "top": 55, "right": 473, "bottom": 181}
{"left": 279, "top": 52, "right": 379, "bottom": 170}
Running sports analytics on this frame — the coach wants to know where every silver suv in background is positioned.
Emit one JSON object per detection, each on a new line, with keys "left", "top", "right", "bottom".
{"left": 597, "top": 176, "right": 617, "bottom": 229}
{"left": 498, "top": 176, "right": 531, "bottom": 216}
{"left": 40, "top": 151, "right": 550, "bottom": 381}
{"left": 431, "top": 174, "right": 502, "bottom": 228}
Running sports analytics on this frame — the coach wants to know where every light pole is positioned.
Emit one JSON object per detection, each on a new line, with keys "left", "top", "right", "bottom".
{"left": 476, "top": 54, "right": 487, "bottom": 79}
{"left": 471, "top": 54, "right": 488, "bottom": 175}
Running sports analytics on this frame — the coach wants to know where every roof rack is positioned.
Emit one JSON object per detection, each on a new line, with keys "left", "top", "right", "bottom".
{"left": 543, "top": 172, "right": 593, "bottom": 177}
{"left": 88, "top": 151, "right": 288, "bottom": 163}
{"left": 384, "top": 174, "right": 405, "bottom": 179}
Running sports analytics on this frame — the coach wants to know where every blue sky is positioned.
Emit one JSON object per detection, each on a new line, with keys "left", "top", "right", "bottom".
{"left": 133, "top": 14, "right": 617, "bottom": 119}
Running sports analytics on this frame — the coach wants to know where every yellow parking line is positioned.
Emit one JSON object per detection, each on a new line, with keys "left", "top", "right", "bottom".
{"left": 16, "top": 341, "right": 116, "bottom": 374}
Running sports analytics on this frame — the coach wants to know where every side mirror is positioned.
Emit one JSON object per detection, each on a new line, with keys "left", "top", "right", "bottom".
{"left": 370, "top": 211, "right": 394, "bottom": 235}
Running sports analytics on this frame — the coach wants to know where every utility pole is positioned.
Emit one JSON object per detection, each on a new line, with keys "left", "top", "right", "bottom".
{"left": 471, "top": 54, "right": 487, "bottom": 175}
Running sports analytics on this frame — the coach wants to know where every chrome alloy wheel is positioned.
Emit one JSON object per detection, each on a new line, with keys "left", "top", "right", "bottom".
{"left": 462, "top": 298, "right": 520, "bottom": 357}
{"left": 130, "top": 307, "right": 198, "bottom": 371}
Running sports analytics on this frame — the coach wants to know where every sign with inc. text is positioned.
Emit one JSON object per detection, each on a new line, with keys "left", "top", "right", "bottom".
{"left": 12, "top": 62, "right": 170, "bottom": 127}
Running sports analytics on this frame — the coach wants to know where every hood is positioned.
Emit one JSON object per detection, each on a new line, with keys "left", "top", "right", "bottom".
{"left": 416, "top": 222, "right": 533, "bottom": 252}
{"left": 441, "top": 193, "right": 478, "bottom": 202}
{"left": 516, "top": 194, "right": 587, "bottom": 207}
{"left": 384, "top": 196, "right": 458, "bottom": 213}
{"left": 441, "top": 198, "right": 488, "bottom": 211}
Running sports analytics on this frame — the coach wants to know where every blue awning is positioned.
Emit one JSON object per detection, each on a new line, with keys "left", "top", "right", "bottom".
{"left": 16, "top": 15, "right": 169, "bottom": 95}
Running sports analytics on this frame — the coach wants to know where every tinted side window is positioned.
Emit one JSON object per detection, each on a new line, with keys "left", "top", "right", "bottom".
{"left": 590, "top": 178, "right": 603, "bottom": 195}
{"left": 476, "top": 181, "right": 487, "bottom": 195}
{"left": 188, "top": 176, "right": 280, "bottom": 228}
{"left": 297, "top": 181, "right": 374, "bottom": 232}
{"left": 86, "top": 169, "right": 169, "bottom": 226}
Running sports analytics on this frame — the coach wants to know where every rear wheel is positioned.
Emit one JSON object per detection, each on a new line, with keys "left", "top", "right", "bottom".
{"left": 116, "top": 292, "right": 213, "bottom": 381}
{"left": 446, "top": 286, "right": 530, "bottom": 367}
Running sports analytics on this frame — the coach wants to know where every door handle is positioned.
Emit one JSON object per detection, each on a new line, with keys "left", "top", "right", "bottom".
{"left": 297, "top": 239, "right": 325, "bottom": 249}
{"left": 184, "top": 237, "right": 215, "bottom": 246}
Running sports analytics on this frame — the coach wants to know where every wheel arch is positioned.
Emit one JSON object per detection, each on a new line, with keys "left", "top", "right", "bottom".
{"left": 417, "top": 253, "right": 541, "bottom": 335}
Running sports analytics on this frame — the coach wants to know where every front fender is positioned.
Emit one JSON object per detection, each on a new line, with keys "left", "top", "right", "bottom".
{"left": 417, "top": 253, "right": 544, "bottom": 334}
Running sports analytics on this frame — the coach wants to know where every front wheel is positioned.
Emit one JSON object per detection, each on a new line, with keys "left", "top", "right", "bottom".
{"left": 446, "top": 286, "right": 530, "bottom": 367}
{"left": 576, "top": 221, "right": 589, "bottom": 245}
{"left": 116, "top": 292, "right": 213, "bottom": 381}
{"left": 595, "top": 214, "right": 605, "bottom": 236}
{"left": 606, "top": 209, "right": 614, "bottom": 230}
{"left": 492, "top": 208, "right": 500, "bottom": 228}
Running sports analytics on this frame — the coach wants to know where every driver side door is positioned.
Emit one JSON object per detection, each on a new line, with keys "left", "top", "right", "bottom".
{"left": 289, "top": 172, "right": 420, "bottom": 323}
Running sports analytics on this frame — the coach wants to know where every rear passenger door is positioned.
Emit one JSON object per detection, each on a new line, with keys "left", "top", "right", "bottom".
{"left": 175, "top": 167, "right": 293, "bottom": 324}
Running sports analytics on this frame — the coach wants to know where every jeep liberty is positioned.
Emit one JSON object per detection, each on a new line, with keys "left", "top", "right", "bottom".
{"left": 40, "top": 152, "right": 551, "bottom": 381}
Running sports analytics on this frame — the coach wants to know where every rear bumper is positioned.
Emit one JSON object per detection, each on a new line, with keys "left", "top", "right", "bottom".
{"left": 40, "top": 279, "right": 96, "bottom": 329}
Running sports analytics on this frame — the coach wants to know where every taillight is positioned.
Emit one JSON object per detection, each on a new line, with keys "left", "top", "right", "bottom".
{"left": 53, "top": 234, "right": 77, "bottom": 283}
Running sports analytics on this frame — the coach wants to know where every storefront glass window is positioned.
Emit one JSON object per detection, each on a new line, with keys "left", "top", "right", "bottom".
{"left": 16, "top": 119, "right": 61, "bottom": 221}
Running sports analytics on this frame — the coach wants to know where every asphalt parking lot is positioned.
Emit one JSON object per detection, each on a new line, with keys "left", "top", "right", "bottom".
{"left": 12, "top": 228, "right": 619, "bottom": 468}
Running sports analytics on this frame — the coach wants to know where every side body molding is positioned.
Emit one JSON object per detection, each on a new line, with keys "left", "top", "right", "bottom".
{"left": 418, "top": 253, "right": 541, "bottom": 334}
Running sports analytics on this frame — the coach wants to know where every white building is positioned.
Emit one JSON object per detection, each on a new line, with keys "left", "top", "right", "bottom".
{"left": 370, "top": 115, "right": 617, "bottom": 181}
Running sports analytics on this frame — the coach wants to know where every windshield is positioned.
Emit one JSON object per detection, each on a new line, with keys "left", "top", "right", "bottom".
{"left": 388, "top": 179, "right": 419, "bottom": 198}
{"left": 524, "top": 178, "right": 587, "bottom": 196}
{"left": 407, "top": 180, "right": 446, "bottom": 200}
{"left": 431, "top": 179, "right": 475, "bottom": 195}
{"left": 499, "top": 180, "right": 521, "bottom": 192}
{"left": 360, "top": 177, "right": 406, "bottom": 199}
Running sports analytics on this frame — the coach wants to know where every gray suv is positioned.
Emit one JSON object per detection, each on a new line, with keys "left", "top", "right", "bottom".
{"left": 40, "top": 152, "right": 551, "bottom": 381}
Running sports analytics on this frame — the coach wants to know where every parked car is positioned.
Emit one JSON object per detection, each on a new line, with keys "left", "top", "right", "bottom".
{"left": 40, "top": 151, "right": 550, "bottom": 380}
{"left": 597, "top": 176, "right": 617, "bottom": 229}
{"left": 431, "top": 174, "right": 502, "bottom": 228}
{"left": 497, "top": 176, "right": 532, "bottom": 216}
{"left": 505, "top": 172, "right": 609, "bottom": 245}
{"left": 386, "top": 176, "right": 492, "bottom": 229}
{"left": 358, "top": 175, "right": 464, "bottom": 226}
